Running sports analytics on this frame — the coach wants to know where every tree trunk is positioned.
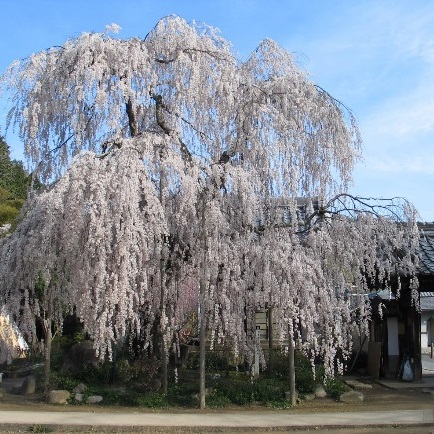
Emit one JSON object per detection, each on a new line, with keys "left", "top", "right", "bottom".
{"left": 161, "top": 342, "right": 168, "bottom": 395}
{"left": 288, "top": 324, "right": 296, "bottom": 406}
{"left": 160, "top": 256, "right": 168, "bottom": 396}
{"left": 158, "top": 160, "right": 168, "bottom": 396}
{"left": 198, "top": 197, "right": 207, "bottom": 409}
{"left": 268, "top": 307, "right": 273, "bottom": 373}
{"left": 199, "top": 288, "right": 206, "bottom": 409}
{"left": 159, "top": 253, "right": 168, "bottom": 395}
{"left": 43, "top": 318, "right": 52, "bottom": 392}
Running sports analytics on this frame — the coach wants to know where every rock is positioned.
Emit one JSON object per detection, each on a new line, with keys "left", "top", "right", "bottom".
{"left": 314, "top": 385, "right": 327, "bottom": 398}
{"left": 20, "top": 375, "right": 36, "bottom": 395}
{"left": 47, "top": 390, "right": 70, "bottom": 404}
{"left": 74, "top": 393, "right": 84, "bottom": 402}
{"left": 340, "top": 390, "right": 364, "bottom": 403}
{"left": 61, "top": 340, "right": 101, "bottom": 374}
{"left": 303, "top": 393, "right": 316, "bottom": 401}
{"left": 72, "top": 383, "right": 87, "bottom": 394}
{"left": 86, "top": 395, "right": 103, "bottom": 404}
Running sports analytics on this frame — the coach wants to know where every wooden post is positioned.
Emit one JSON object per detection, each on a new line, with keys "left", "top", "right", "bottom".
{"left": 412, "top": 303, "right": 422, "bottom": 381}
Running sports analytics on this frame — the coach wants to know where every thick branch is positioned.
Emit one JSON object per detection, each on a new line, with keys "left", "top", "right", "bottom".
{"left": 125, "top": 98, "right": 138, "bottom": 138}
{"left": 150, "top": 93, "right": 193, "bottom": 165}
{"left": 153, "top": 47, "right": 232, "bottom": 65}
{"left": 251, "top": 194, "right": 415, "bottom": 236}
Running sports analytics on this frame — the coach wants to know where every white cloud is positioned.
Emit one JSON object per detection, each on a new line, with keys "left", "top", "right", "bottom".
{"left": 290, "top": 1, "right": 434, "bottom": 221}
{"left": 361, "top": 85, "right": 434, "bottom": 140}
{"left": 364, "top": 156, "right": 434, "bottom": 175}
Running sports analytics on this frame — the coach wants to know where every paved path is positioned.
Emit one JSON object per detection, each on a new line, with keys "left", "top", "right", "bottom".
{"left": 0, "top": 409, "right": 433, "bottom": 428}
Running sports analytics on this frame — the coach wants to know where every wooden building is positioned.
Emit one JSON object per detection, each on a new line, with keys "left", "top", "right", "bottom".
{"left": 366, "top": 223, "right": 434, "bottom": 380}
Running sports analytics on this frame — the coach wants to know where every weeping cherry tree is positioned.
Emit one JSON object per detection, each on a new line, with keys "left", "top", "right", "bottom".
{"left": 0, "top": 16, "right": 419, "bottom": 406}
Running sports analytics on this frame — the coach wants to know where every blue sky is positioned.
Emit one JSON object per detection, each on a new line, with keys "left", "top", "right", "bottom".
{"left": 1, "top": 0, "right": 433, "bottom": 221}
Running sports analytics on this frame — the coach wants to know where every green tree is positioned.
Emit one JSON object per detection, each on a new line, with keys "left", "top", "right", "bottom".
{"left": 0, "top": 136, "right": 28, "bottom": 230}
{"left": 0, "top": 136, "right": 29, "bottom": 199}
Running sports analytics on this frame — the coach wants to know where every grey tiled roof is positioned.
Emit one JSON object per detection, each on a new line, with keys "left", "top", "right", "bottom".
{"left": 418, "top": 226, "right": 434, "bottom": 275}
{"left": 420, "top": 292, "right": 434, "bottom": 311}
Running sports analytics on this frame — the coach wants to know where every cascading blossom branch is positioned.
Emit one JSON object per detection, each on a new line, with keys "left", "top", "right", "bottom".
{"left": 0, "top": 141, "right": 171, "bottom": 358}
{"left": 0, "top": 15, "right": 419, "bottom": 376}
{"left": 0, "top": 15, "right": 360, "bottom": 199}
{"left": 299, "top": 206, "right": 419, "bottom": 376}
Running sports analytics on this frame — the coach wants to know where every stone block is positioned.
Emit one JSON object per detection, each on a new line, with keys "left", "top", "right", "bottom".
{"left": 340, "top": 390, "right": 364, "bottom": 403}
{"left": 20, "top": 375, "right": 36, "bottom": 395}
{"left": 345, "top": 379, "right": 373, "bottom": 390}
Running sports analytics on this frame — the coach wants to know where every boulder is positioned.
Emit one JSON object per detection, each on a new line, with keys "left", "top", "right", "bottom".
{"left": 47, "top": 390, "right": 70, "bottom": 404}
{"left": 72, "top": 383, "right": 87, "bottom": 394}
{"left": 340, "top": 390, "right": 364, "bottom": 403}
{"left": 87, "top": 395, "right": 103, "bottom": 404}
{"left": 61, "top": 341, "right": 100, "bottom": 373}
{"left": 74, "top": 393, "right": 84, "bottom": 402}
{"left": 303, "top": 393, "right": 316, "bottom": 401}
{"left": 314, "top": 385, "right": 327, "bottom": 398}
{"left": 20, "top": 375, "right": 36, "bottom": 395}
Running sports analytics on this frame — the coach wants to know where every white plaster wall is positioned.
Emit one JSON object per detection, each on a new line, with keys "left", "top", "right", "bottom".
{"left": 422, "top": 313, "right": 428, "bottom": 348}
{"left": 421, "top": 312, "right": 434, "bottom": 349}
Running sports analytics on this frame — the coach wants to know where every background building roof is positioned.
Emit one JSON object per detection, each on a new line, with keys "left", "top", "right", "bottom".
{"left": 418, "top": 224, "right": 434, "bottom": 275}
{"left": 420, "top": 292, "right": 434, "bottom": 311}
